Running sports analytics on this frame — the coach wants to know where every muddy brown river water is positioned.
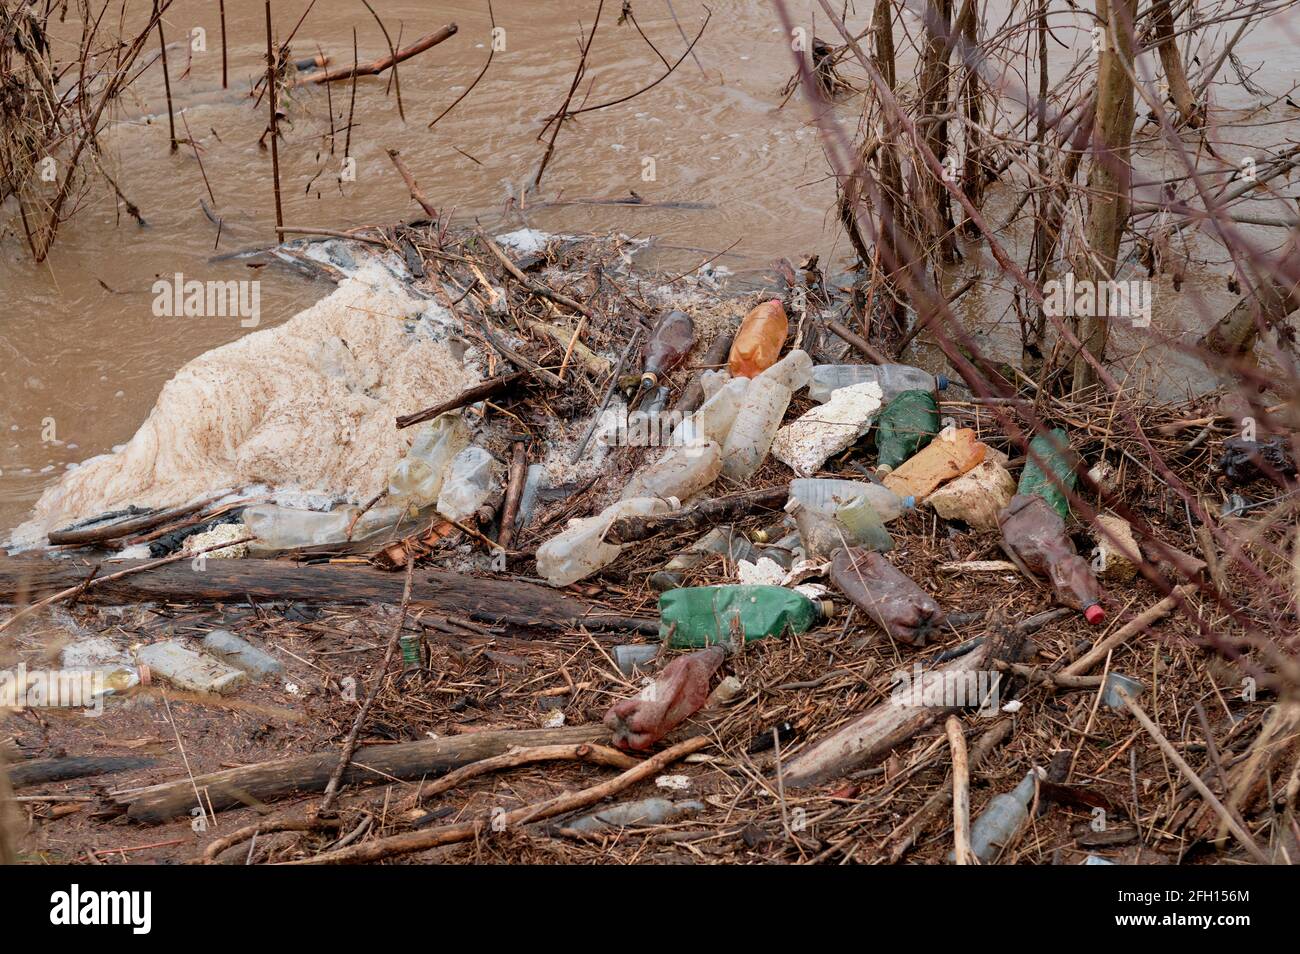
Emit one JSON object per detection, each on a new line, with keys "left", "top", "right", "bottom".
{"left": 2, "top": 0, "right": 1298, "bottom": 535}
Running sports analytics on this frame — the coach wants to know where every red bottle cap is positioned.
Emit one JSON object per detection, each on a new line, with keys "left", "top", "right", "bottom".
{"left": 1084, "top": 604, "right": 1105, "bottom": 625}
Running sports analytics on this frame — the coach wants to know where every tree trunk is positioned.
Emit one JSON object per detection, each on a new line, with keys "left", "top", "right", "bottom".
{"left": 1152, "top": 0, "right": 1201, "bottom": 128}
{"left": 1200, "top": 239, "right": 1300, "bottom": 356}
{"left": 918, "top": 0, "right": 960, "bottom": 263}
{"left": 1072, "top": 0, "right": 1136, "bottom": 392}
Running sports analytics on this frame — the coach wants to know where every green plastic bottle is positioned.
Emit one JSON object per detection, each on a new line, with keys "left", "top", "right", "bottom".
{"left": 660, "top": 585, "right": 824, "bottom": 649}
{"left": 1017, "top": 428, "right": 1077, "bottom": 519}
{"left": 875, "top": 390, "right": 940, "bottom": 471}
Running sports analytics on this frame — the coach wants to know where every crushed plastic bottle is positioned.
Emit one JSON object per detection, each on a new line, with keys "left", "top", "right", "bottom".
{"left": 1018, "top": 428, "right": 1078, "bottom": 519}
{"left": 437, "top": 446, "right": 500, "bottom": 522}
{"left": 729, "top": 299, "right": 788, "bottom": 378}
{"left": 604, "top": 646, "right": 724, "bottom": 750}
{"left": 536, "top": 496, "right": 678, "bottom": 587}
{"left": 242, "top": 503, "right": 401, "bottom": 550}
{"left": 883, "top": 427, "right": 986, "bottom": 500}
{"left": 388, "top": 413, "right": 470, "bottom": 512}
{"left": 835, "top": 494, "right": 895, "bottom": 552}
{"left": 566, "top": 797, "right": 704, "bottom": 832}
{"left": 830, "top": 547, "right": 945, "bottom": 645}
{"left": 788, "top": 477, "right": 914, "bottom": 521}
{"left": 620, "top": 440, "right": 722, "bottom": 502}
{"left": 719, "top": 349, "right": 813, "bottom": 481}
{"left": 875, "top": 390, "right": 941, "bottom": 472}
{"left": 640, "top": 309, "right": 696, "bottom": 390}
{"left": 671, "top": 373, "right": 749, "bottom": 447}
{"left": 808, "top": 363, "right": 950, "bottom": 404}
{"left": 660, "top": 584, "right": 827, "bottom": 649}
{"left": 999, "top": 493, "right": 1105, "bottom": 623}
{"left": 662, "top": 525, "right": 758, "bottom": 572}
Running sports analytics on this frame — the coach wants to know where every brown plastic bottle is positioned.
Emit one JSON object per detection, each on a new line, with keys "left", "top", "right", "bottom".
{"left": 998, "top": 493, "right": 1105, "bottom": 624}
{"left": 830, "top": 547, "right": 945, "bottom": 645}
{"left": 640, "top": 310, "right": 696, "bottom": 390}
{"left": 729, "top": 299, "right": 788, "bottom": 378}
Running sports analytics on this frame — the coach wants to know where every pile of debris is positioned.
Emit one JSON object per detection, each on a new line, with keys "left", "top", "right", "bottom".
{"left": 2, "top": 225, "right": 1297, "bottom": 866}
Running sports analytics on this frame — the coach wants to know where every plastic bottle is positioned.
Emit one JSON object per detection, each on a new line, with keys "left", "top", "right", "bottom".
{"left": 788, "top": 478, "right": 914, "bottom": 522}
{"left": 536, "top": 496, "right": 678, "bottom": 587}
{"left": 640, "top": 309, "right": 696, "bottom": 389}
{"left": 621, "top": 440, "right": 722, "bottom": 502}
{"left": 388, "top": 414, "right": 470, "bottom": 512}
{"left": 875, "top": 390, "right": 941, "bottom": 471}
{"left": 137, "top": 640, "right": 246, "bottom": 693}
{"left": 1018, "top": 428, "right": 1078, "bottom": 519}
{"left": 950, "top": 770, "right": 1040, "bottom": 864}
{"left": 721, "top": 349, "right": 812, "bottom": 480}
{"left": 785, "top": 498, "right": 850, "bottom": 561}
{"left": 436, "top": 446, "right": 500, "bottom": 522}
{"left": 660, "top": 585, "right": 827, "bottom": 649}
{"left": 808, "top": 364, "right": 950, "bottom": 404}
{"left": 999, "top": 493, "right": 1105, "bottom": 623}
{"left": 663, "top": 525, "right": 758, "bottom": 572}
{"left": 243, "top": 504, "right": 358, "bottom": 550}
{"left": 200, "top": 629, "right": 284, "bottom": 680}
{"left": 835, "top": 495, "right": 895, "bottom": 552}
{"left": 883, "top": 427, "right": 987, "bottom": 500}
{"left": 604, "top": 646, "right": 724, "bottom": 750}
{"left": 829, "top": 547, "right": 945, "bottom": 645}
{"left": 671, "top": 374, "right": 748, "bottom": 447}
{"left": 728, "top": 299, "right": 788, "bottom": 378}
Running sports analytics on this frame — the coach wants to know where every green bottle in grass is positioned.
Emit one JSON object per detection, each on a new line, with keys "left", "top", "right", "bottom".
{"left": 1017, "top": 428, "right": 1077, "bottom": 519}
{"left": 660, "top": 585, "right": 827, "bottom": 649}
{"left": 875, "top": 390, "right": 940, "bottom": 471}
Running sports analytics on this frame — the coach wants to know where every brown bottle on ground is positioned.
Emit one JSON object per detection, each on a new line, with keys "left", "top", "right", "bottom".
{"left": 830, "top": 547, "right": 945, "bottom": 646}
{"left": 603, "top": 646, "right": 725, "bottom": 751}
{"left": 998, "top": 493, "right": 1105, "bottom": 624}
{"left": 641, "top": 310, "right": 696, "bottom": 389}
{"left": 729, "top": 299, "right": 788, "bottom": 378}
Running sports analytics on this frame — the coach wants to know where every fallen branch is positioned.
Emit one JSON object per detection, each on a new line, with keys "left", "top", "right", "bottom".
{"left": 385, "top": 148, "right": 437, "bottom": 218}
{"left": 111, "top": 725, "right": 607, "bottom": 823}
{"left": 395, "top": 372, "right": 525, "bottom": 429}
{"left": 283, "top": 736, "right": 709, "bottom": 864}
{"left": 605, "top": 487, "right": 788, "bottom": 545}
{"left": 397, "top": 742, "right": 638, "bottom": 813}
{"left": 295, "top": 24, "right": 458, "bottom": 85}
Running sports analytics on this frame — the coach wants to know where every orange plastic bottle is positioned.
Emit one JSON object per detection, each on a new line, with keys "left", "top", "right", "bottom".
{"left": 883, "top": 428, "right": 987, "bottom": 500}
{"left": 728, "top": 299, "right": 788, "bottom": 378}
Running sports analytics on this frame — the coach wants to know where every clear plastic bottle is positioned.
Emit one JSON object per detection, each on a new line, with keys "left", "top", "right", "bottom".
{"left": 672, "top": 374, "right": 748, "bottom": 447}
{"left": 621, "top": 440, "right": 722, "bottom": 502}
{"left": 721, "top": 349, "right": 812, "bottom": 481}
{"left": 387, "top": 413, "right": 470, "bottom": 512}
{"left": 835, "top": 495, "right": 895, "bottom": 552}
{"left": 950, "top": 770, "right": 1041, "bottom": 864}
{"left": 243, "top": 504, "right": 357, "bottom": 550}
{"left": 201, "top": 629, "right": 285, "bottom": 680}
{"left": 437, "top": 446, "right": 499, "bottom": 521}
{"left": 729, "top": 299, "right": 788, "bottom": 378}
{"left": 640, "top": 310, "right": 696, "bottom": 389}
{"left": 137, "top": 640, "right": 246, "bottom": 694}
{"left": 808, "top": 364, "right": 950, "bottom": 403}
{"left": 788, "top": 478, "right": 914, "bottom": 522}
{"left": 536, "top": 496, "right": 679, "bottom": 587}
{"left": 785, "top": 498, "right": 850, "bottom": 561}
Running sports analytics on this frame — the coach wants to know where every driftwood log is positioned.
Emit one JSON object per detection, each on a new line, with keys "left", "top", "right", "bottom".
{"left": 780, "top": 640, "right": 1005, "bottom": 789}
{"left": 295, "top": 24, "right": 458, "bottom": 85}
{"left": 112, "top": 725, "right": 606, "bottom": 823}
{"left": 0, "top": 557, "right": 655, "bottom": 634}
{"left": 8, "top": 756, "right": 156, "bottom": 789}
